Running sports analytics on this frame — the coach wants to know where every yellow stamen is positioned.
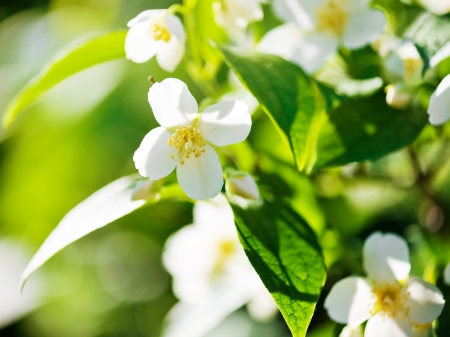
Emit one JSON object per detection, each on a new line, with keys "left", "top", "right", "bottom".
{"left": 372, "top": 281, "right": 410, "bottom": 319}
{"left": 168, "top": 125, "right": 206, "bottom": 162}
{"left": 317, "top": 0, "right": 348, "bottom": 37}
{"left": 149, "top": 16, "right": 171, "bottom": 42}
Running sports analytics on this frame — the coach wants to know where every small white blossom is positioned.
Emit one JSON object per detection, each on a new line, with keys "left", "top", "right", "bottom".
{"left": 444, "top": 263, "right": 450, "bottom": 286}
{"left": 384, "top": 42, "right": 423, "bottom": 85}
{"left": 213, "top": 0, "right": 264, "bottom": 42}
{"left": 340, "top": 325, "right": 363, "bottom": 337}
{"left": 162, "top": 195, "right": 278, "bottom": 336}
{"left": 226, "top": 172, "right": 260, "bottom": 200}
{"left": 125, "top": 10, "right": 185, "bottom": 72}
{"left": 324, "top": 232, "right": 445, "bottom": 337}
{"left": 428, "top": 74, "right": 450, "bottom": 125}
{"left": 259, "top": 0, "right": 385, "bottom": 73}
{"left": 417, "top": 0, "right": 450, "bottom": 15}
{"left": 134, "top": 78, "right": 251, "bottom": 200}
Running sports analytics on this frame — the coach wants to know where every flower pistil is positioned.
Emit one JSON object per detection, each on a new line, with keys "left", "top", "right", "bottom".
{"left": 372, "top": 281, "right": 410, "bottom": 319}
{"left": 168, "top": 125, "right": 206, "bottom": 164}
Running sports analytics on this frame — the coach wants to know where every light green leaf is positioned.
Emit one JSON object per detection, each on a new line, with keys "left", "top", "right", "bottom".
{"left": 220, "top": 47, "right": 427, "bottom": 173}
{"left": 412, "top": 14, "right": 450, "bottom": 58}
{"left": 20, "top": 175, "right": 151, "bottom": 290}
{"left": 4, "top": 30, "right": 127, "bottom": 127}
{"left": 231, "top": 200, "right": 326, "bottom": 337}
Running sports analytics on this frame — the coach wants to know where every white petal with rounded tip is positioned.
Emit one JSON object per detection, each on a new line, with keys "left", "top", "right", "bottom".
{"left": 428, "top": 74, "right": 450, "bottom": 125}
{"left": 127, "top": 9, "right": 166, "bottom": 27}
{"left": 324, "top": 276, "right": 374, "bottom": 326}
{"left": 444, "top": 263, "right": 450, "bottom": 285}
{"left": 343, "top": 9, "right": 385, "bottom": 49}
{"left": 365, "top": 313, "right": 413, "bottom": 337}
{"left": 198, "top": 100, "right": 251, "bottom": 146}
{"left": 227, "top": 174, "right": 260, "bottom": 200}
{"left": 176, "top": 145, "right": 223, "bottom": 200}
{"left": 259, "top": 24, "right": 304, "bottom": 60}
{"left": 193, "top": 194, "right": 235, "bottom": 228}
{"left": 406, "top": 277, "right": 445, "bottom": 324}
{"left": 148, "top": 78, "right": 198, "bottom": 128}
{"left": 156, "top": 38, "right": 185, "bottom": 72}
{"left": 339, "top": 325, "right": 363, "bottom": 337}
{"left": 133, "top": 127, "right": 178, "bottom": 180}
{"left": 291, "top": 32, "right": 338, "bottom": 73}
{"left": 363, "top": 232, "right": 410, "bottom": 283}
{"left": 418, "top": 0, "right": 450, "bottom": 15}
{"left": 165, "top": 14, "right": 186, "bottom": 42}
{"left": 273, "top": 0, "right": 316, "bottom": 29}
{"left": 125, "top": 21, "right": 162, "bottom": 64}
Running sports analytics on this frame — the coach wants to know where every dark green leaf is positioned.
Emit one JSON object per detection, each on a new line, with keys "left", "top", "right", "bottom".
{"left": 232, "top": 200, "right": 326, "bottom": 337}
{"left": 4, "top": 30, "right": 127, "bottom": 127}
{"left": 219, "top": 47, "right": 427, "bottom": 173}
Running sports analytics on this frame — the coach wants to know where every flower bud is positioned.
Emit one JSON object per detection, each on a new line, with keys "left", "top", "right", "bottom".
{"left": 226, "top": 173, "right": 260, "bottom": 200}
{"left": 386, "top": 84, "right": 412, "bottom": 109}
{"left": 445, "top": 263, "right": 450, "bottom": 286}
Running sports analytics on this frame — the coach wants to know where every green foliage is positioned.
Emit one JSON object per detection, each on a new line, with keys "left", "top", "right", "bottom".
{"left": 412, "top": 14, "right": 450, "bottom": 58}
{"left": 3, "top": 30, "right": 127, "bottom": 127}
{"left": 220, "top": 47, "right": 427, "bottom": 174}
{"left": 232, "top": 200, "right": 326, "bottom": 337}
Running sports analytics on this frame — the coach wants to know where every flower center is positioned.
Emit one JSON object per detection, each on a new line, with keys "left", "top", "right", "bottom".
{"left": 372, "top": 281, "right": 409, "bottom": 319}
{"left": 316, "top": 0, "right": 348, "bottom": 37}
{"left": 149, "top": 16, "right": 171, "bottom": 42}
{"left": 168, "top": 126, "right": 206, "bottom": 165}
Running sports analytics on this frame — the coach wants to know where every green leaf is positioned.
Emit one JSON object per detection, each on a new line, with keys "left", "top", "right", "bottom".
{"left": 4, "top": 30, "right": 127, "bottom": 127}
{"left": 219, "top": 47, "right": 428, "bottom": 173}
{"left": 412, "top": 14, "right": 450, "bottom": 58}
{"left": 231, "top": 200, "right": 326, "bottom": 337}
{"left": 20, "top": 175, "right": 151, "bottom": 290}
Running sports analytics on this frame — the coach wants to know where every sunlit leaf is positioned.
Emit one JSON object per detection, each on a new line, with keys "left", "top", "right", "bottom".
{"left": 220, "top": 47, "right": 427, "bottom": 173}
{"left": 4, "top": 30, "right": 127, "bottom": 127}
{"left": 232, "top": 200, "right": 326, "bottom": 337}
{"left": 20, "top": 175, "right": 149, "bottom": 289}
{"left": 412, "top": 14, "right": 450, "bottom": 58}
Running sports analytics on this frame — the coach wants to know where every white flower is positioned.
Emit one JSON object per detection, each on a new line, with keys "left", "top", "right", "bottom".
{"left": 340, "top": 325, "right": 363, "bottom": 337}
{"left": 226, "top": 172, "right": 260, "bottom": 200}
{"left": 428, "top": 74, "right": 450, "bottom": 125}
{"left": 133, "top": 78, "right": 251, "bottom": 200}
{"left": 385, "top": 84, "right": 412, "bottom": 109}
{"left": 324, "top": 232, "right": 445, "bottom": 337}
{"left": 162, "top": 195, "right": 278, "bottom": 336}
{"left": 125, "top": 10, "right": 185, "bottom": 72}
{"left": 213, "top": 0, "right": 264, "bottom": 41}
{"left": 384, "top": 42, "right": 423, "bottom": 85}
{"left": 417, "top": 0, "right": 450, "bottom": 15}
{"left": 259, "top": 0, "right": 385, "bottom": 73}
{"left": 444, "top": 263, "right": 450, "bottom": 286}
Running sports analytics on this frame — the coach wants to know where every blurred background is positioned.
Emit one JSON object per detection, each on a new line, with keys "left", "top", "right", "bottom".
{"left": 0, "top": 0, "right": 449, "bottom": 336}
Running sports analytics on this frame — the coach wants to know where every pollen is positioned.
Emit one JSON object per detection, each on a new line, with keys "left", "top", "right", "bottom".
{"left": 168, "top": 126, "right": 206, "bottom": 164}
{"left": 149, "top": 16, "right": 171, "bottom": 42}
{"left": 317, "top": 0, "right": 348, "bottom": 37}
{"left": 372, "top": 281, "right": 410, "bottom": 319}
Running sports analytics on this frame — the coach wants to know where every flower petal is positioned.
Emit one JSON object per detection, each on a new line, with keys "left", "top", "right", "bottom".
{"left": 156, "top": 38, "right": 185, "bottom": 72}
{"left": 127, "top": 9, "right": 166, "bottom": 27}
{"left": 176, "top": 145, "right": 223, "bottom": 200}
{"left": 324, "top": 276, "right": 374, "bottom": 326}
{"left": 363, "top": 232, "right": 410, "bottom": 283}
{"left": 198, "top": 100, "right": 251, "bottom": 146}
{"left": 365, "top": 313, "right": 413, "bottom": 337}
{"left": 428, "top": 74, "right": 450, "bottom": 125}
{"left": 272, "top": 0, "right": 317, "bottom": 29}
{"left": 339, "top": 325, "right": 363, "bottom": 337}
{"left": 259, "top": 24, "right": 304, "bottom": 60}
{"left": 291, "top": 32, "right": 338, "bottom": 73}
{"left": 133, "top": 127, "right": 177, "bottom": 180}
{"left": 148, "top": 78, "right": 198, "bottom": 128}
{"left": 125, "top": 21, "right": 162, "bottom": 64}
{"left": 343, "top": 9, "right": 386, "bottom": 49}
{"left": 165, "top": 14, "right": 186, "bottom": 43}
{"left": 406, "top": 277, "right": 445, "bottom": 325}
{"left": 418, "top": 0, "right": 450, "bottom": 15}
{"left": 444, "top": 262, "right": 450, "bottom": 286}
